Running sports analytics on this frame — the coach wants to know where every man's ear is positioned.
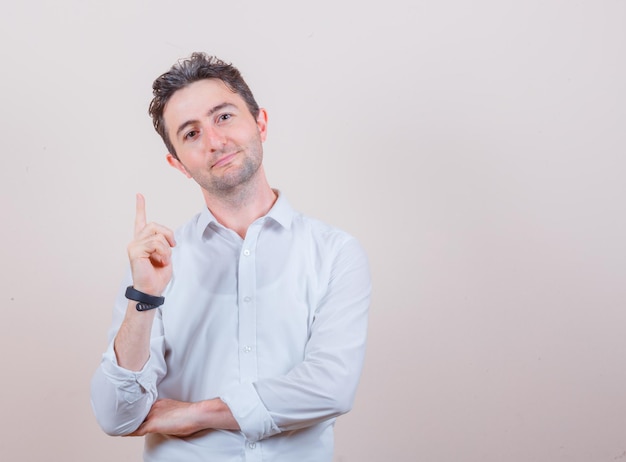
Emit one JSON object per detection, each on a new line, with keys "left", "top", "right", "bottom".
{"left": 166, "top": 153, "right": 192, "bottom": 178}
{"left": 256, "top": 108, "right": 268, "bottom": 142}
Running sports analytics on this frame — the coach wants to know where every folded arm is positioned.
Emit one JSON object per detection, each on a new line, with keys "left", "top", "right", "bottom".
{"left": 92, "top": 230, "right": 370, "bottom": 440}
{"left": 221, "top": 237, "right": 371, "bottom": 441}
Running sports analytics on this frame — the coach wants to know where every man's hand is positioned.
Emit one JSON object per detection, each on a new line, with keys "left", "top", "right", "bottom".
{"left": 128, "top": 398, "right": 240, "bottom": 437}
{"left": 128, "top": 193, "right": 176, "bottom": 296}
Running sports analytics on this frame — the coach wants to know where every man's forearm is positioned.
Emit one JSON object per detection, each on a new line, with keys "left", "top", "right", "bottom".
{"left": 128, "top": 398, "right": 240, "bottom": 437}
{"left": 196, "top": 398, "right": 240, "bottom": 431}
{"left": 114, "top": 301, "right": 157, "bottom": 371}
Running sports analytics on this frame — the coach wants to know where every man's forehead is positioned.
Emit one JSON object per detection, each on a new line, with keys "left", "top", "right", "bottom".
{"left": 163, "top": 79, "right": 245, "bottom": 128}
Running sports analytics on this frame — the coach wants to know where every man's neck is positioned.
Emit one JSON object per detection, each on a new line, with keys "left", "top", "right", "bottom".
{"left": 202, "top": 169, "right": 277, "bottom": 239}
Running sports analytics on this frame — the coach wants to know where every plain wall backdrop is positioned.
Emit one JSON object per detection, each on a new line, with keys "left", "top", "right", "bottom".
{"left": 1, "top": 1, "right": 625, "bottom": 461}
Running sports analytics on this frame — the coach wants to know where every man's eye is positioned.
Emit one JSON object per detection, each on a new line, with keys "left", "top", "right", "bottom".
{"left": 218, "top": 114, "right": 232, "bottom": 122}
{"left": 185, "top": 130, "right": 198, "bottom": 139}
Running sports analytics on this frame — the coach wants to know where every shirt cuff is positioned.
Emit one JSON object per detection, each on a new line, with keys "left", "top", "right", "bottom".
{"left": 100, "top": 341, "right": 158, "bottom": 404}
{"left": 219, "top": 382, "right": 281, "bottom": 442}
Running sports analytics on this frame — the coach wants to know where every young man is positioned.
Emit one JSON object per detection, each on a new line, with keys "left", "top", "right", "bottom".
{"left": 91, "top": 53, "right": 371, "bottom": 462}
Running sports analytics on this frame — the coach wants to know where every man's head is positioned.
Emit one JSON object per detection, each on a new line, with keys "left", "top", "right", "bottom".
{"left": 149, "top": 52, "right": 260, "bottom": 159}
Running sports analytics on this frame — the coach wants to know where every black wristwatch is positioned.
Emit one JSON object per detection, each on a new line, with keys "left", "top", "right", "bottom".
{"left": 125, "top": 286, "right": 165, "bottom": 312}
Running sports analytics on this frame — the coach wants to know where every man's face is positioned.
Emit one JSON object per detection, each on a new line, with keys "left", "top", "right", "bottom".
{"left": 163, "top": 79, "right": 267, "bottom": 196}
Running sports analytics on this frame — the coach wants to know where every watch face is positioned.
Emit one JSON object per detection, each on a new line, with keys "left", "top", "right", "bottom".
{"left": 136, "top": 302, "right": 157, "bottom": 312}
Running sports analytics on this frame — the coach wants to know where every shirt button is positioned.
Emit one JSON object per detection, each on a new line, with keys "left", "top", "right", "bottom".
{"left": 243, "top": 346, "right": 252, "bottom": 353}
{"left": 243, "top": 249, "right": 251, "bottom": 256}
{"left": 248, "top": 442, "right": 256, "bottom": 449}
{"left": 243, "top": 296, "right": 251, "bottom": 303}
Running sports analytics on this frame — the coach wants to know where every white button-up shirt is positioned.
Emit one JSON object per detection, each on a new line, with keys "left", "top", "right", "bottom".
{"left": 91, "top": 194, "right": 371, "bottom": 462}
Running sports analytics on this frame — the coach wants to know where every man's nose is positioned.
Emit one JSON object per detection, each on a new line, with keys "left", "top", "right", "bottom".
{"left": 203, "top": 125, "right": 227, "bottom": 151}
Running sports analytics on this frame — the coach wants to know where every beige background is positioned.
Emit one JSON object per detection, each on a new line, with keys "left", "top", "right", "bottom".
{"left": 1, "top": 1, "right": 625, "bottom": 461}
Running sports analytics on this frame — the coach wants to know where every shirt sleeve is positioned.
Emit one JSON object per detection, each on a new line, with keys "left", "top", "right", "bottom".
{"left": 220, "top": 236, "right": 371, "bottom": 442}
{"left": 90, "top": 274, "right": 168, "bottom": 436}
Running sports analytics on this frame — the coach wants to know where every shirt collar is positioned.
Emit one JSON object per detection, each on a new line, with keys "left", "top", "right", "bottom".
{"left": 195, "top": 190, "right": 295, "bottom": 239}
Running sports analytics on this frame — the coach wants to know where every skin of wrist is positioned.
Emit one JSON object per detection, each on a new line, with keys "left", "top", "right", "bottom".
{"left": 194, "top": 399, "right": 238, "bottom": 431}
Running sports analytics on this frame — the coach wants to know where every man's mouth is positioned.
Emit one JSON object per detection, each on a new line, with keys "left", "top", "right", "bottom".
{"left": 211, "top": 151, "right": 238, "bottom": 169}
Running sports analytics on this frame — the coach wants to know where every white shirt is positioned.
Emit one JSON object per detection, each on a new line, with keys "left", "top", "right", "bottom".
{"left": 91, "top": 194, "right": 371, "bottom": 462}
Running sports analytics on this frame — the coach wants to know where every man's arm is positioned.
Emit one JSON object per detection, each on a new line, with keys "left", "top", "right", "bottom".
{"left": 112, "top": 235, "right": 370, "bottom": 441}
{"left": 93, "top": 203, "right": 369, "bottom": 440}
{"left": 127, "top": 398, "right": 239, "bottom": 437}
{"left": 91, "top": 194, "right": 178, "bottom": 435}
{"left": 115, "top": 193, "right": 176, "bottom": 370}
{"left": 222, "top": 236, "right": 371, "bottom": 439}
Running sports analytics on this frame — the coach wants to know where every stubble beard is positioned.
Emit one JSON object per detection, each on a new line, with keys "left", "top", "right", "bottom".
{"left": 193, "top": 142, "right": 263, "bottom": 200}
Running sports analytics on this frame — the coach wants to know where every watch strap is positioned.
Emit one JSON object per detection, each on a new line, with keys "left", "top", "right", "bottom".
{"left": 125, "top": 286, "right": 165, "bottom": 306}
{"left": 135, "top": 302, "right": 159, "bottom": 312}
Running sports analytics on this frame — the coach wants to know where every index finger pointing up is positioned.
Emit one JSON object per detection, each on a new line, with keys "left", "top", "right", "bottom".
{"left": 134, "top": 193, "right": 147, "bottom": 236}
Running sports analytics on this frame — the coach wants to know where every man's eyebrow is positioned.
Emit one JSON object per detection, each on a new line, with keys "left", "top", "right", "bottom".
{"left": 175, "top": 102, "right": 237, "bottom": 137}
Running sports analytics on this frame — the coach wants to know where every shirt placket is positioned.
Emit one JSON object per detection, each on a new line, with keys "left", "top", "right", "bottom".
{"left": 238, "top": 221, "right": 263, "bottom": 461}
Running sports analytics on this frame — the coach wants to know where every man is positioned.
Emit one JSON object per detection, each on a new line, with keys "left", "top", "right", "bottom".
{"left": 91, "top": 52, "right": 371, "bottom": 462}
